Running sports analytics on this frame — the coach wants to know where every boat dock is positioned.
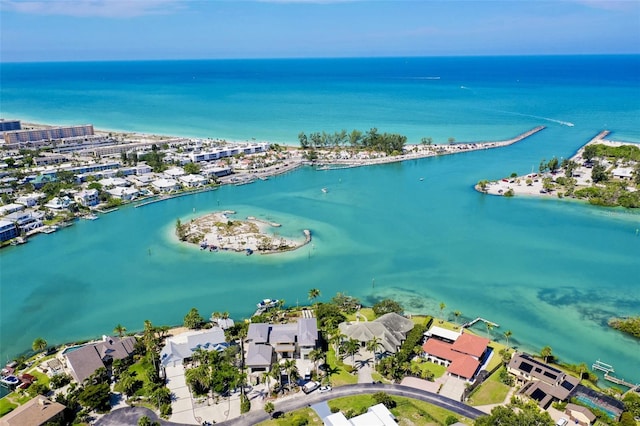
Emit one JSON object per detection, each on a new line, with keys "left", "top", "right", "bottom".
{"left": 462, "top": 317, "right": 500, "bottom": 329}
{"left": 604, "top": 373, "right": 638, "bottom": 389}
{"left": 592, "top": 359, "right": 615, "bottom": 373}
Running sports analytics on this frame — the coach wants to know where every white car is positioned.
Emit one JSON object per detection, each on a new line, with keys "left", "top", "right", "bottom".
{"left": 302, "top": 381, "right": 320, "bottom": 394}
{"left": 555, "top": 418, "right": 568, "bottom": 426}
{"left": 318, "top": 385, "right": 332, "bottom": 393}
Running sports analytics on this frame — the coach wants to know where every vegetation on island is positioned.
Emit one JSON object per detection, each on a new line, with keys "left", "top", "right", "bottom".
{"left": 608, "top": 316, "right": 640, "bottom": 339}
{"left": 298, "top": 128, "right": 407, "bottom": 155}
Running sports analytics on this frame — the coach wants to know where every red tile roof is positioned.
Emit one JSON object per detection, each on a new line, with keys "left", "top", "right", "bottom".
{"left": 422, "top": 338, "right": 456, "bottom": 361}
{"left": 451, "top": 333, "right": 490, "bottom": 358}
{"left": 448, "top": 355, "right": 481, "bottom": 379}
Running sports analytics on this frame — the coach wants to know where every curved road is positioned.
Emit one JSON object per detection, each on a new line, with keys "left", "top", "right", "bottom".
{"left": 96, "top": 383, "right": 484, "bottom": 425}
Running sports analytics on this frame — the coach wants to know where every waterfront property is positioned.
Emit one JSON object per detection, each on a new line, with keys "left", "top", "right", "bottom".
{"left": 0, "top": 396, "right": 66, "bottom": 426}
{"left": 245, "top": 317, "right": 318, "bottom": 376}
{"left": 338, "top": 313, "right": 415, "bottom": 355}
{"left": 2, "top": 124, "right": 94, "bottom": 146}
{"left": 159, "top": 327, "right": 228, "bottom": 368}
{"left": 324, "top": 402, "right": 398, "bottom": 426}
{"left": 421, "top": 326, "right": 490, "bottom": 382}
{"left": 62, "top": 335, "right": 136, "bottom": 383}
{"left": 0, "top": 220, "right": 19, "bottom": 243}
{"left": 507, "top": 353, "right": 579, "bottom": 408}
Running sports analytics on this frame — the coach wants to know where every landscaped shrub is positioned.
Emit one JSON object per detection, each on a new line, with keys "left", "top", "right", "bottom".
{"left": 240, "top": 394, "right": 251, "bottom": 414}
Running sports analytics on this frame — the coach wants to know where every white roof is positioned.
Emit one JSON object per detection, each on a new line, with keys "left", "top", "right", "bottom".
{"left": 351, "top": 412, "right": 385, "bottom": 426}
{"left": 164, "top": 167, "right": 185, "bottom": 177}
{"left": 324, "top": 412, "right": 351, "bottom": 426}
{"left": 425, "top": 326, "right": 461, "bottom": 342}
{"left": 367, "top": 404, "right": 397, "bottom": 426}
{"left": 152, "top": 178, "right": 179, "bottom": 188}
{"left": 179, "top": 174, "right": 207, "bottom": 183}
{"left": 611, "top": 167, "right": 633, "bottom": 177}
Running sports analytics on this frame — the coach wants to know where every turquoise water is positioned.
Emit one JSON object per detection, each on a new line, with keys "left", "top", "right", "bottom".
{"left": 0, "top": 56, "right": 639, "bottom": 383}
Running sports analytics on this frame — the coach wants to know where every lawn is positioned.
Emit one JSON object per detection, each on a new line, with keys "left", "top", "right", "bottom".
{"left": 329, "top": 394, "right": 473, "bottom": 425}
{"left": 324, "top": 347, "right": 358, "bottom": 386}
{"left": 345, "top": 308, "right": 376, "bottom": 322}
{"left": 467, "top": 366, "right": 510, "bottom": 406}
{"left": 412, "top": 358, "right": 447, "bottom": 379}
{"left": 257, "top": 407, "right": 322, "bottom": 425}
{"left": 0, "top": 398, "right": 17, "bottom": 417}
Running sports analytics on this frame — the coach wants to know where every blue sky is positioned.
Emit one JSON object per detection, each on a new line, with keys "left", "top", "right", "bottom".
{"left": 1, "top": 0, "right": 639, "bottom": 62}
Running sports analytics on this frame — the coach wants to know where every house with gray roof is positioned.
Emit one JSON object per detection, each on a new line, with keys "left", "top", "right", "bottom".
{"left": 338, "top": 312, "right": 414, "bottom": 355}
{"left": 63, "top": 335, "right": 136, "bottom": 383}
{"left": 245, "top": 317, "right": 319, "bottom": 374}
{"left": 159, "top": 327, "right": 228, "bottom": 367}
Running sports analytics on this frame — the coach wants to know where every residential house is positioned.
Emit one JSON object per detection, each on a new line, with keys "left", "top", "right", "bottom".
{"left": 15, "top": 192, "right": 46, "bottom": 207}
{"left": 507, "top": 353, "right": 579, "bottom": 408}
{"left": 152, "top": 178, "right": 180, "bottom": 193}
{"left": 179, "top": 174, "right": 208, "bottom": 188}
{"left": 0, "top": 219, "right": 19, "bottom": 242}
{"left": 63, "top": 335, "right": 136, "bottom": 383}
{"left": 0, "top": 397, "right": 66, "bottom": 426}
{"left": 44, "top": 196, "right": 74, "bottom": 211}
{"left": 106, "top": 186, "right": 139, "bottom": 201}
{"left": 324, "top": 403, "right": 398, "bottom": 426}
{"left": 3, "top": 210, "right": 43, "bottom": 233}
{"left": 74, "top": 189, "right": 100, "bottom": 207}
{"left": 564, "top": 403, "right": 596, "bottom": 426}
{"left": 160, "top": 328, "right": 228, "bottom": 368}
{"left": 245, "top": 318, "right": 318, "bottom": 375}
{"left": 422, "top": 327, "right": 490, "bottom": 382}
{"left": 611, "top": 167, "right": 634, "bottom": 181}
{"left": 338, "top": 312, "right": 414, "bottom": 355}
{"left": 164, "top": 167, "right": 185, "bottom": 179}
{"left": 201, "top": 166, "right": 231, "bottom": 178}
{"left": 98, "top": 177, "right": 129, "bottom": 188}
{"left": 0, "top": 203, "right": 24, "bottom": 216}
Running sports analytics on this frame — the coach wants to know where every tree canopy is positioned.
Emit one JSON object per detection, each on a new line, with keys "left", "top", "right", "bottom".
{"left": 372, "top": 298, "right": 404, "bottom": 317}
{"left": 183, "top": 307, "right": 205, "bottom": 329}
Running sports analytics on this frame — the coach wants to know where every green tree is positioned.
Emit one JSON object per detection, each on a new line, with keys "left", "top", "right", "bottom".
{"left": 372, "top": 392, "right": 396, "bottom": 409}
{"left": 547, "top": 157, "right": 559, "bottom": 173}
{"left": 183, "top": 162, "right": 201, "bottom": 175}
{"left": 283, "top": 359, "right": 299, "bottom": 389}
{"left": 372, "top": 299, "right": 403, "bottom": 317}
{"left": 591, "top": 162, "right": 608, "bottom": 183}
{"left": 540, "top": 346, "right": 553, "bottom": 363}
{"left": 308, "top": 288, "right": 320, "bottom": 304}
{"left": 477, "top": 180, "right": 489, "bottom": 193}
{"left": 113, "top": 324, "right": 127, "bottom": 338}
{"left": 79, "top": 382, "right": 111, "bottom": 413}
{"left": 264, "top": 401, "right": 275, "bottom": 415}
{"left": 32, "top": 337, "right": 47, "bottom": 353}
{"left": 453, "top": 310, "right": 462, "bottom": 327}
{"left": 308, "top": 348, "right": 325, "bottom": 376}
{"left": 341, "top": 338, "right": 360, "bottom": 366}
{"left": 421, "top": 137, "right": 433, "bottom": 146}
{"left": 474, "top": 404, "right": 553, "bottom": 426}
{"left": 503, "top": 330, "right": 512, "bottom": 348}
{"left": 439, "top": 302, "right": 446, "bottom": 323}
{"left": 366, "top": 336, "right": 384, "bottom": 369}
{"left": 583, "top": 144, "right": 597, "bottom": 161}
{"left": 447, "top": 137, "right": 456, "bottom": 145}
{"left": 183, "top": 307, "right": 205, "bottom": 329}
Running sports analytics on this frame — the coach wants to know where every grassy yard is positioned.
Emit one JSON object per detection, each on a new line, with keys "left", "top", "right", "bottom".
{"left": 467, "top": 366, "right": 511, "bottom": 406}
{"left": 0, "top": 398, "right": 17, "bottom": 417}
{"left": 324, "top": 347, "right": 358, "bottom": 386}
{"left": 329, "top": 394, "right": 473, "bottom": 425}
{"left": 412, "top": 358, "right": 447, "bottom": 379}
{"left": 257, "top": 407, "right": 322, "bottom": 425}
{"left": 345, "top": 308, "right": 376, "bottom": 322}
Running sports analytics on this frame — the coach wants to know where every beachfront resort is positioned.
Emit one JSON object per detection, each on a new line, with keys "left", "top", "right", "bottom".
{"left": 1, "top": 293, "right": 637, "bottom": 425}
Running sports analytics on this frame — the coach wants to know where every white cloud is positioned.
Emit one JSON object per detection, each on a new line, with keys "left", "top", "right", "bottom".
{"left": 0, "top": 0, "right": 187, "bottom": 18}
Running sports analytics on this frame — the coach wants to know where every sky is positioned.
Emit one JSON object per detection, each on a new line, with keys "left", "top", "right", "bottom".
{"left": 0, "top": 0, "right": 639, "bottom": 62}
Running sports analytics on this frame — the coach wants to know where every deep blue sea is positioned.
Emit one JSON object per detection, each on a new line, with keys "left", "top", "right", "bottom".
{"left": 1, "top": 56, "right": 639, "bottom": 385}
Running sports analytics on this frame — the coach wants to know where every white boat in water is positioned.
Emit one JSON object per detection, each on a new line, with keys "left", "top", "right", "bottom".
{"left": 257, "top": 299, "right": 279, "bottom": 309}
{"left": 321, "top": 188, "right": 328, "bottom": 193}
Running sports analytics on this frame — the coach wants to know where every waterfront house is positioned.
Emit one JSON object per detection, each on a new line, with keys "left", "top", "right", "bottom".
{"left": 164, "top": 167, "right": 185, "bottom": 179}
{"left": 178, "top": 174, "right": 208, "bottom": 188}
{"left": 74, "top": 189, "right": 100, "bottom": 207}
{"left": 245, "top": 318, "right": 318, "bottom": 374}
{"left": 338, "top": 312, "right": 414, "bottom": 356}
{"left": 106, "top": 186, "right": 139, "bottom": 201}
{"left": 0, "top": 219, "right": 19, "bottom": 242}
{"left": 422, "top": 328, "right": 490, "bottom": 382}
{"left": 507, "top": 353, "right": 579, "bottom": 408}
{"left": 3, "top": 210, "right": 43, "bottom": 233}
{"left": 44, "top": 196, "right": 74, "bottom": 211}
{"left": 0, "top": 203, "right": 24, "bottom": 216}
{"left": 159, "top": 327, "right": 228, "bottom": 368}
{"left": 0, "top": 397, "right": 66, "bottom": 426}
{"left": 611, "top": 167, "right": 634, "bottom": 181}
{"left": 324, "top": 403, "right": 398, "bottom": 426}
{"left": 98, "top": 177, "right": 129, "bottom": 188}
{"left": 151, "top": 178, "right": 180, "bottom": 193}
{"left": 63, "top": 335, "right": 136, "bottom": 384}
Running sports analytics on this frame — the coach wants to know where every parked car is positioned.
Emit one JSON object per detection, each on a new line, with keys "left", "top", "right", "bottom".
{"left": 556, "top": 418, "right": 568, "bottom": 426}
{"left": 318, "top": 385, "right": 332, "bottom": 393}
{"left": 302, "top": 381, "right": 320, "bottom": 394}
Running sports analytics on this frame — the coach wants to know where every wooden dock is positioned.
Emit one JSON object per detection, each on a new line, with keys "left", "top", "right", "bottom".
{"left": 592, "top": 359, "right": 615, "bottom": 373}
{"left": 462, "top": 317, "right": 499, "bottom": 329}
{"left": 604, "top": 373, "right": 638, "bottom": 389}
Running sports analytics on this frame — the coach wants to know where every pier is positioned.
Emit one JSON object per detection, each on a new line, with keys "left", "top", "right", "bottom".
{"left": 592, "top": 359, "right": 615, "bottom": 374}
{"left": 462, "top": 317, "right": 499, "bottom": 329}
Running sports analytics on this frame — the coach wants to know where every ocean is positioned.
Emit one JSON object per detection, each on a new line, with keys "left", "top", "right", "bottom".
{"left": 1, "top": 56, "right": 639, "bottom": 384}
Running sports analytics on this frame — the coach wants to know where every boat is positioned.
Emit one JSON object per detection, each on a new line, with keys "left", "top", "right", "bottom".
{"left": 321, "top": 188, "right": 328, "bottom": 193}
{"left": 10, "top": 237, "right": 27, "bottom": 246}
{"left": 0, "top": 375, "right": 19, "bottom": 386}
{"left": 84, "top": 214, "right": 99, "bottom": 220}
{"left": 245, "top": 248, "right": 254, "bottom": 256}
{"left": 257, "top": 299, "right": 278, "bottom": 309}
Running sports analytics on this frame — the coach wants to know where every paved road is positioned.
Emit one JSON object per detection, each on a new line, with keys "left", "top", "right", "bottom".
{"left": 96, "top": 383, "right": 485, "bottom": 426}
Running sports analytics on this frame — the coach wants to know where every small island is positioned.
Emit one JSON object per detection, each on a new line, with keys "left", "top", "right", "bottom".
{"left": 175, "top": 211, "right": 311, "bottom": 254}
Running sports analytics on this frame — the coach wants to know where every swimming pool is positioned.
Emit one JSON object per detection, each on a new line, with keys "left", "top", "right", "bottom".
{"left": 574, "top": 395, "right": 618, "bottom": 420}
{"left": 61, "top": 345, "right": 85, "bottom": 355}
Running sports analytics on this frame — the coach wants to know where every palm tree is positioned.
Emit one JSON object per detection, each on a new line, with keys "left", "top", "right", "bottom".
{"left": 264, "top": 401, "right": 275, "bottom": 415}
{"left": 342, "top": 338, "right": 360, "bottom": 366}
{"left": 503, "top": 330, "right": 513, "bottom": 348}
{"left": 308, "top": 288, "right": 320, "bottom": 305}
{"left": 283, "top": 359, "right": 298, "bottom": 389}
{"left": 32, "top": 337, "right": 47, "bottom": 353}
{"left": 439, "top": 302, "right": 446, "bottom": 323}
{"left": 453, "top": 311, "right": 462, "bottom": 328}
{"left": 268, "top": 366, "right": 281, "bottom": 393}
{"left": 113, "top": 324, "right": 127, "bottom": 338}
{"left": 262, "top": 371, "right": 272, "bottom": 395}
{"left": 330, "top": 332, "right": 346, "bottom": 358}
{"left": 540, "top": 346, "right": 553, "bottom": 364}
{"left": 485, "top": 322, "right": 493, "bottom": 336}
{"left": 308, "top": 349, "right": 325, "bottom": 376}
{"left": 366, "top": 336, "right": 384, "bottom": 368}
